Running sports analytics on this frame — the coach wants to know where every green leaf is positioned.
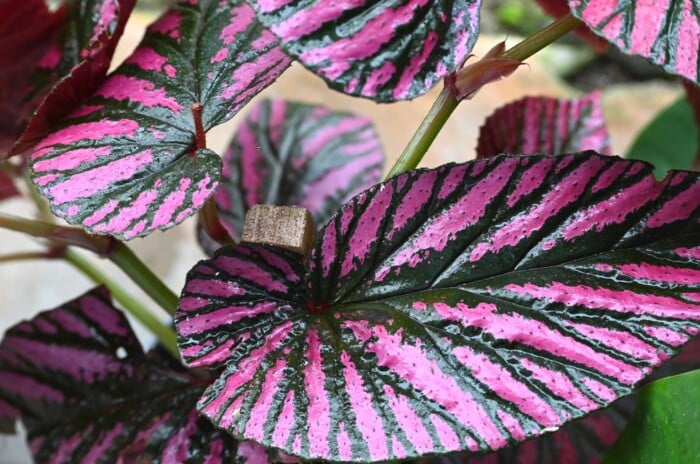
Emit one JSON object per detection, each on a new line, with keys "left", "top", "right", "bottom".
{"left": 626, "top": 98, "right": 698, "bottom": 178}
{"left": 603, "top": 368, "right": 700, "bottom": 464}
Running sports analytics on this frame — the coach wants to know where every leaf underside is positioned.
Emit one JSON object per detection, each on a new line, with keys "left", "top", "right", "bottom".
{"left": 568, "top": 0, "right": 700, "bottom": 83}
{"left": 0, "top": 287, "right": 271, "bottom": 463}
{"left": 29, "top": 0, "right": 291, "bottom": 239}
{"left": 533, "top": 0, "right": 609, "bottom": 51}
{"left": 199, "top": 98, "right": 384, "bottom": 254}
{"left": 176, "top": 152, "right": 700, "bottom": 462}
{"left": 477, "top": 92, "right": 610, "bottom": 158}
{"left": 245, "top": 0, "right": 483, "bottom": 101}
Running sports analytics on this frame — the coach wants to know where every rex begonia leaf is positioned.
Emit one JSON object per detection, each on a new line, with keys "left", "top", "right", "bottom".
{"left": 428, "top": 337, "right": 700, "bottom": 464}
{"left": 28, "top": 0, "right": 292, "bottom": 239}
{"left": 568, "top": 0, "right": 700, "bottom": 83}
{"left": 0, "top": 286, "right": 273, "bottom": 463}
{"left": 9, "top": 0, "right": 136, "bottom": 157}
{"left": 198, "top": 98, "right": 384, "bottom": 254}
{"left": 477, "top": 92, "right": 610, "bottom": 158}
{"left": 175, "top": 152, "right": 700, "bottom": 462}
{"left": 244, "top": 0, "right": 482, "bottom": 101}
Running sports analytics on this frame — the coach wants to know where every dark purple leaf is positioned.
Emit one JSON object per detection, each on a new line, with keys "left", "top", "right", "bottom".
{"left": 0, "top": 287, "right": 272, "bottom": 463}
{"left": 198, "top": 98, "right": 384, "bottom": 254}
{"left": 0, "top": 0, "right": 65, "bottom": 154}
{"left": 28, "top": 0, "right": 292, "bottom": 239}
{"left": 0, "top": 0, "right": 135, "bottom": 157}
{"left": 0, "top": 169, "right": 20, "bottom": 202}
{"left": 477, "top": 92, "right": 610, "bottom": 158}
{"left": 245, "top": 0, "right": 483, "bottom": 101}
{"left": 9, "top": 0, "right": 136, "bottom": 157}
{"left": 569, "top": 0, "right": 700, "bottom": 83}
{"left": 175, "top": 152, "right": 700, "bottom": 462}
{"left": 533, "top": 0, "right": 609, "bottom": 51}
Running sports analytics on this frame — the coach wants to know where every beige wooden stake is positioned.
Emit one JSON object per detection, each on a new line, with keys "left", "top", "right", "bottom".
{"left": 240, "top": 205, "right": 316, "bottom": 257}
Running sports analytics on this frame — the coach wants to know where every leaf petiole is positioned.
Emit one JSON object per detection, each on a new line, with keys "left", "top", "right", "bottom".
{"left": 385, "top": 14, "right": 582, "bottom": 179}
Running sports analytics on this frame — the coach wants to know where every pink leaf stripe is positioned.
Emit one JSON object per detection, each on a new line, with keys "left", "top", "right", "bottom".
{"left": 0, "top": 287, "right": 272, "bottom": 463}
{"left": 199, "top": 98, "right": 384, "bottom": 253}
{"left": 3, "top": 0, "right": 135, "bottom": 157}
{"left": 28, "top": 0, "right": 291, "bottom": 239}
{"left": 434, "top": 336, "right": 700, "bottom": 464}
{"left": 477, "top": 92, "right": 610, "bottom": 158}
{"left": 246, "top": 0, "right": 483, "bottom": 101}
{"left": 569, "top": 0, "right": 700, "bottom": 83}
{"left": 175, "top": 152, "right": 700, "bottom": 462}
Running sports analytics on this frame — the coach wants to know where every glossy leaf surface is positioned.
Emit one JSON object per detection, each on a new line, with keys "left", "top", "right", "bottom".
{"left": 429, "top": 336, "right": 700, "bottom": 463}
{"left": 569, "top": 0, "right": 700, "bottom": 83}
{"left": 477, "top": 92, "right": 610, "bottom": 158}
{"left": 627, "top": 98, "right": 698, "bottom": 178}
{"left": 176, "top": 153, "right": 700, "bottom": 462}
{"left": 29, "top": 0, "right": 291, "bottom": 239}
{"left": 199, "top": 99, "right": 384, "bottom": 253}
{"left": 603, "top": 369, "right": 700, "bottom": 463}
{"left": 0, "top": 287, "right": 271, "bottom": 463}
{"left": 245, "top": 0, "right": 482, "bottom": 101}
{"left": 9, "top": 0, "right": 136, "bottom": 156}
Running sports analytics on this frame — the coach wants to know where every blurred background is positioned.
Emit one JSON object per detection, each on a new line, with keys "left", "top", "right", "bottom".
{"left": 0, "top": 0, "right": 685, "bottom": 461}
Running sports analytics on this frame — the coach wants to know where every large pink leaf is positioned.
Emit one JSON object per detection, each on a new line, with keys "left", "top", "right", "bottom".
{"left": 0, "top": 0, "right": 135, "bottom": 157}
{"left": 0, "top": 287, "right": 272, "bottom": 463}
{"left": 244, "top": 0, "right": 483, "bottom": 101}
{"left": 568, "top": 0, "right": 700, "bottom": 83}
{"left": 477, "top": 92, "right": 610, "bottom": 158}
{"left": 198, "top": 98, "right": 384, "bottom": 253}
{"left": 28, "top": 0, "right": 291, "bottom": 239}
{"left": 175, "top": 152, "right": 700, "bottom": 462}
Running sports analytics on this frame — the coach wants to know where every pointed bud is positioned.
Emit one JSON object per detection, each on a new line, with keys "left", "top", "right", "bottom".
{"left": 445, "top": 41, "right": 525, "bottom": 100}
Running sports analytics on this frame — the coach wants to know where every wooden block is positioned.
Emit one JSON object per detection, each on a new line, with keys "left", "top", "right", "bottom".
{"left": 240, "top": 205, "right": 316, "bottom": 257}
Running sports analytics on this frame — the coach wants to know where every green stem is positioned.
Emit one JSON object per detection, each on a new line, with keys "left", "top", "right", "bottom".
{"left": 385, "top": 13, "right": 582, "bottom": 179}
{"left": 0, "top": 213, "right": 178, "bottom": 315}
{"left": 0, "top": 251, "right": 56, "bottom": 263}
{"left": 64, "top": 248, "right": 179, "bottom": 359}
{"left": 109, "top": 242, "right": 179, "bottom": 315}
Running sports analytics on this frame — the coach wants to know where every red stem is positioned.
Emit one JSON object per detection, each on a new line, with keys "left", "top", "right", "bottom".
{"left": 191, "top": 102, "right": 207, "bottom": 153}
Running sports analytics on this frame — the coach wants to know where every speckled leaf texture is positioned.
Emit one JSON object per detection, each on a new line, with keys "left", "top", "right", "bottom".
{"left": 0, "top": 287, "right": 273, "bottom": 463}
{"left": 199, "top": 98, "right": 384, "bottom": 254}
{"left": 28, "top": 0, "right": 291, "bottom": 239}
{"left": 1, "top": 0, "right": 135, "bottom": 157}
{"left": 245, "top": 0, "right": 482, "bottom": 101}
{"left": 477, "top": 92, "right": 610, "bottom": 158}
{"left": 569, "top": 0, "right": 700, "bottom": 83}
{"left": 176, "top": 152, "right": 700, "bottom": 462}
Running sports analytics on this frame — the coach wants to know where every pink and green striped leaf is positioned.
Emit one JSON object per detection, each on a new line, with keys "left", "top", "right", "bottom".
{"left": 1, "top": 0, "right": 135, "bottom": 157}
{"left": 427, "top": 336, "right": 700, "bottom": 464}
{"left": 175, "top": 152, "right": 700, "bottom": 462}
{"left": 568, "top": 0, "right": 700, "bottom": 83}
{"left": 28, "top": 0, "right": 292, "bottom": 239}
{"left": 198, "top": 98, "right": 384, "bottom": 253}
{"left": 0, "top": 286, "right": 273, "bottom": 463}
{"left": 244, "top": 0, "right": 483, "bottom": 101}
{"left": 477, "top": 92, "right": 610, "bottom": 158}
